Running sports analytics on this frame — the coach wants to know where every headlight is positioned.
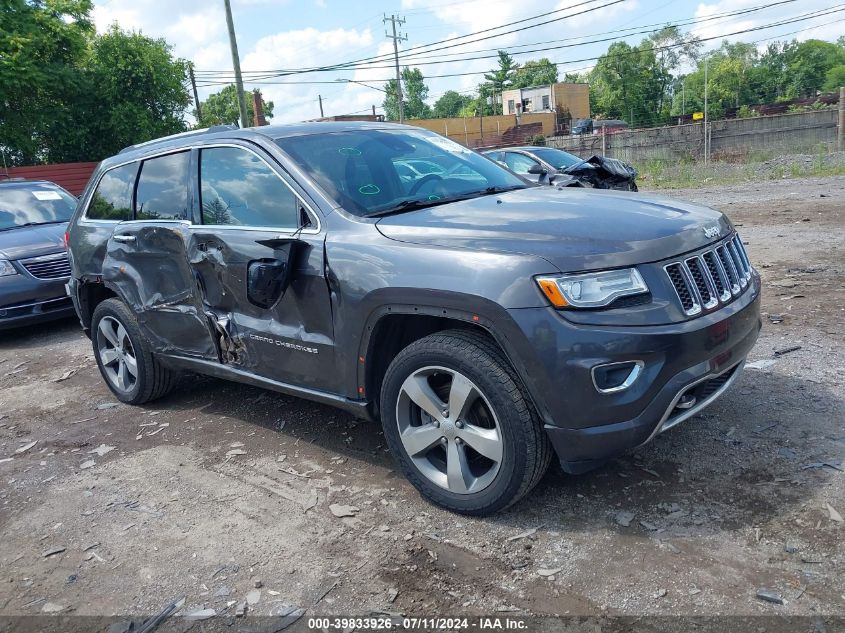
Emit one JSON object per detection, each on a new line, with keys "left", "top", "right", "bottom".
{"left": 0, "top": 259, "right": 17, "bottom": 277}
{"left": 536, "top": 268, "right": 648, "bottom": 308}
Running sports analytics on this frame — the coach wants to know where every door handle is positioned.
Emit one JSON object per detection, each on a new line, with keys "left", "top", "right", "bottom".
{"left": 113, "top": 234, "right": 136, "bottom": 243}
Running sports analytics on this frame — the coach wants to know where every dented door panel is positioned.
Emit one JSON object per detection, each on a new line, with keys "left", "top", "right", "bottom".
{"left": 187, "top": 227, "right": 337, "bottom": 392}
{"left": 102, "top": 222, "right": 218, "bottom": 358}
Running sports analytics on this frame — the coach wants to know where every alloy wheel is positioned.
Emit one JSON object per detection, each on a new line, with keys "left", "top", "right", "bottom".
{"left": 96, "top": 316, "right": 138, "bottom": 393}
{"left": 395, "top": 366, "right": 503, "bottom": 494}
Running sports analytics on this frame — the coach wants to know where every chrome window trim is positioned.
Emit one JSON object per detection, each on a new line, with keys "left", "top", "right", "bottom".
{"left": 79, "top": 143, "right": 321, "bottom": 234}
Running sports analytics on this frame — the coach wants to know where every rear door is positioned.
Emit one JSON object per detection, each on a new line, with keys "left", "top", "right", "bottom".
{"left": 102, "top": 150, "right": 218, "bottom": 359}
{"left": 188, "top": 142, "right": 336, "bottom": 392}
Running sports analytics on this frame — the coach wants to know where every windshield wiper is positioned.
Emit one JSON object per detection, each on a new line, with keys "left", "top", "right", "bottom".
{"left": 363, "top": 185, "right": 526, "bottom": 219}
{"left": 0, "top": 220, "right": 67, "bottom": 232}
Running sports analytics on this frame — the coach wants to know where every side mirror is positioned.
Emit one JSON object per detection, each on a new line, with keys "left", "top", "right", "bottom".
{"left": 247, "top": 259, "right": 288, "bottom": 309}
{"left": 527, "top": 164, "right": 546, "bottom": 175}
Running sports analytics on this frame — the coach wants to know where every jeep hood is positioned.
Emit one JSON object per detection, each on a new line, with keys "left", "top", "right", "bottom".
{"left": 0, "top": 222, "right": 67, "bottom": 260}
{"left": 375, "top": 187, "right": 731, "bottom": 271}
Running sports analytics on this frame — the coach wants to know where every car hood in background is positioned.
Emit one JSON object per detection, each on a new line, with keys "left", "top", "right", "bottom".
{"left": 375, "top": 187, "right": 731, "bottom": 271}
{"left": 0, "top": 222, "right": 67, "bottom": 260}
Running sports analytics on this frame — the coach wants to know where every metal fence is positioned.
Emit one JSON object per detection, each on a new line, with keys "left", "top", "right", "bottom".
{"left": 549, "top": 109, "right": 840, "bottom": 163}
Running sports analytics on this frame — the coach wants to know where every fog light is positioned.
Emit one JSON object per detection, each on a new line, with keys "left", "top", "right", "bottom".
{"left": 591, "top": 361, "right": 644, "bottom": 394}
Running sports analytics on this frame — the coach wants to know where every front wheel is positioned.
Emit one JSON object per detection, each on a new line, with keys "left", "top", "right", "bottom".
{"left": 380, "top": 330, "right": 551, "bottom": 515}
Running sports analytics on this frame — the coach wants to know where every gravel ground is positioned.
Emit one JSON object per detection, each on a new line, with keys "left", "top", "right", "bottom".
{"left": 0, "top": 175, "right": 842, "bottom": 630}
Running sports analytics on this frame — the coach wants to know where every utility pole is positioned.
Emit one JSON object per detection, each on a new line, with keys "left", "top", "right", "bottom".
{"left": 318, "top": 95, "right": 324, "bottom": 118}
{"left": 189, "top": 63, "right": 202, "bottom": 122}
{"left": 838, "top": 86, "right": 844, "bottom": 152}
{"left": 704, "top": 55, "right": 709, "bottom": 165}
{"left": 384, "top": 14, "right": 407, "bottom": 123}
{"left": 223, "top": 0, "right": 249, "bottom": 129}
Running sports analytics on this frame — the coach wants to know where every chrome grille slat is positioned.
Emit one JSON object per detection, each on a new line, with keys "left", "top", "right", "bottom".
{"left": 665, "top": 233, "right": 753, "bottom": 317}
{"left": 20, "top": 253, "right": 71, "bottom": 280}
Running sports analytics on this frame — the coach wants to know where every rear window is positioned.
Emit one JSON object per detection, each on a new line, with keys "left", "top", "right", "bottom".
{"left": 0, "top": 184, "right": 76, "bottom": 231}
{"left": 136, "top": 152, "right": 190, "bottom": 221}
{"left": 87, "top": 163, "right": 138, "bottom": 221}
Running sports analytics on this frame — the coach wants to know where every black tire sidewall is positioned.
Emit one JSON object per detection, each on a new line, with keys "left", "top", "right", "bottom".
{"left": 381, "top": 339, "right": 532, "bottom": 515}
{"left": 91, "top": 299, "right": 149, "bottom": 404}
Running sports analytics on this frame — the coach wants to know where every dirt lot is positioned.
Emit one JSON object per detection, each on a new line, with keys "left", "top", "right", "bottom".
{"left": 1, "top": 176, "right": 843, "bottom": 628}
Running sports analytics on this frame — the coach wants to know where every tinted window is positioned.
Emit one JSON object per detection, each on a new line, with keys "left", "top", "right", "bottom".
{"left": 136, "top": 152, "right": 190, "bottom": 220}
{"left": 200, "top": 147, "right": 298, "bottom": 228}
{"left": 276, "top": 128, "right": 526, "bottom": 216}
{"left": 87, "top": 163, "right": 137, "bottom": 221}
{"left": 530, "top": 147, "right": 583, "bottom": 169}
{"left": 504, "top": 152, "right": 540, "bottom": 174}
{"left": 0, "top": 184, "right": 76, "bottom": 231}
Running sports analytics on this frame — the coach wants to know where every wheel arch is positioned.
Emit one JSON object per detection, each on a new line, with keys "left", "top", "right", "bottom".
{"left": 358, "top": 303, "right": 543, "bottom": 422}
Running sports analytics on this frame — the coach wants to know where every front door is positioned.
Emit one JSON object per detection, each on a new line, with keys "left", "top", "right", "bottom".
{"left": 188, "top": 143, "right": 337, "bottom": 392}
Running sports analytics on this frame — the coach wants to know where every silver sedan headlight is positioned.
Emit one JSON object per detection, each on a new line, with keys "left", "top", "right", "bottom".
{"left": 0, "top": 259, "right": 18, "bottom": 277}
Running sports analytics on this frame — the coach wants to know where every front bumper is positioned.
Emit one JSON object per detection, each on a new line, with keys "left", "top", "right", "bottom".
{"left": 506, "top": 272, "right": 762, "bottom": 472}
{"left": 0, "top": 264, "right": 74, "bottom": 330}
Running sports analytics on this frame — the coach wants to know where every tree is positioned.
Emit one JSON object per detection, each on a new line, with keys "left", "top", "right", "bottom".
{"left": 197, "top": 84, "right": 274, "bottom": 127}
{"left": 511, "top": 58, "right": 558, "bottom": 89}
{"left": 483, "top": 51, "right": 519, "bottom": 114}
{"left": 823, "top": 64, "right": 845, "bottom": 92}
{"left": 0, "top": 0, "right": 93, "bottom": 165}
{"left": 85, "top": 27, "right": 191, "bottom": 156}
{"left": 1, "top": 3, "right": 194, "bottom": 165}
{"left": 648, "top": 26, "right": 701, "bottom": 115}
{"left": 589, "top": 41, "right": 665, "bottom": 127}
{"left": 383, "top": 67, "right": 431, "bottom": 121}
{"left": 432, "top": 90, "right": 473, "bottom": 118}
{"left": 783, "top": 39, "right": 845, "bottom": 98}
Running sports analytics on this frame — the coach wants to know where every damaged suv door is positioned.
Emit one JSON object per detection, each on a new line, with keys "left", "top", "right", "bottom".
{"left": 92, "top": 141, "right": 334, "bottom": 401}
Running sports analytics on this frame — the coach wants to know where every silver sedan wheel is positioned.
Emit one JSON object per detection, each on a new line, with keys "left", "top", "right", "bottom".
{"left": 96, "top": 316, "right": 138, "bottom": 393}
{"left": 395, "top": 366, "right": 503, "bottom": 495}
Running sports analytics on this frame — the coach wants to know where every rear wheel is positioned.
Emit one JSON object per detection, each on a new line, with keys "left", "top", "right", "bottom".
{"left": 91, "top": 298, "right": 179, "bottom": 405}
{"left": 380, "top": 330, "right": 551, "bottom": 515}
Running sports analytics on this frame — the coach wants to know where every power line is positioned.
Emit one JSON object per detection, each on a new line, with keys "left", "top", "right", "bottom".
{"left": 194, "top": 0, "right": 619, "bottom": 77}
{"left": 195, "top": 0, "right": 802, "bottom": 83}
{"left": 195, "top": 7, "right": 844, "bottom": 89}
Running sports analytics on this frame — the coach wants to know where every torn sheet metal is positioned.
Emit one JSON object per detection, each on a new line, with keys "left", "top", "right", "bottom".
{"left": 563, "top": 155, "right": 639, "bottom": 191}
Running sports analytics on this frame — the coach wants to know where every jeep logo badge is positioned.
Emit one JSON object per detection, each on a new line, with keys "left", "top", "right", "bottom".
{"left": 703, "top": 225, "right": 721, "bottom": 238}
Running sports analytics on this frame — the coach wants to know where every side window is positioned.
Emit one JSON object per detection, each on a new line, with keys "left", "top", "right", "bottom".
{"left": 200, "top": 147, "right": 299, "bottom": 228}
{"left": 86, "top": 163, "right": 137, "bottom": 221}
{"left": 136, "top": 152, "right": 190, "bottom": 220}
{"left": 504, "top": 152, "right": 539, "bottom": 175}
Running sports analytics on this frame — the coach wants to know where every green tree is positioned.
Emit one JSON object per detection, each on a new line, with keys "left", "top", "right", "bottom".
{"left": 589, "top": 41, "right": 665, "bottom": 127}
{"left": 783, "top": 39, "right": 845, "bottom": 97}
{"left": 483, "top": 51, "right": 519, "bottom": 114}
{"left": 648, "top": 25, "right": 701, "bottom": 115}
{"left": 383, "top": 67, "right": 432, "bottom": 121}
{"left": 432, "top": 90, "right": 473, "bottom": 118}
{"left": 85, "top": 27, "right": 191, "bottom": 156}
{"left": 197, "top": 84, "right": 274, "bottom": 127}
{"left": 0, "top": 0, "right": 93, "bottom": 165}
{"left": 823, "top": 64, "right": 845, "bottom": 91}
{"left": 511, "top": 58, "right": 558, "bottom": 89}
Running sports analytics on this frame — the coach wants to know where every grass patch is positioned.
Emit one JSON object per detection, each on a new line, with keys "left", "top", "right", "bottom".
{"left": 636, "top": 152, "right": 845, "bottom": 190}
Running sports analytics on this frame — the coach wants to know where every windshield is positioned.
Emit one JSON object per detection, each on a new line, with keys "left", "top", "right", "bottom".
{"left": 529, "top": 148, "right": 584, "bottom": 169}
{"left": 0, "top": 184, "right": 76, "bottom": 231}
{"left": 275, "top": 128, "right": 527, "bottom": 216}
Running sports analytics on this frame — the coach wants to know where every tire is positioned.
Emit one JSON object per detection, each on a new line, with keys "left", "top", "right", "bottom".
{"left": 380, "top": 329, "right": 552, "bottom": 515}
{"left": 91, "top": 298, "right": 179, "bottom": 405}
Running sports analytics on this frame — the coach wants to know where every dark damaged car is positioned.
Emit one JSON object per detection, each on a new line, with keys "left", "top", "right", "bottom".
{"left": 484, "top": 146, "right": 639, "bottom": 190}
{"left": 66, "top": 123, "right": 761, "bottom": 515}
{"left": 1, "top": 180, "right": 77, "bottom": 329}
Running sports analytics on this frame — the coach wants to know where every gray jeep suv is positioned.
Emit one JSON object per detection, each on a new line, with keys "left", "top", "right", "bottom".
{"left": 66, "top": 122, "right": 761, "bottom": 515}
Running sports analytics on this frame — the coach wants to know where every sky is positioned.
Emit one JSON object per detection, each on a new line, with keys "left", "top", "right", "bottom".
{"left": 90, "top": 0, "right": 844, "bottom": 123}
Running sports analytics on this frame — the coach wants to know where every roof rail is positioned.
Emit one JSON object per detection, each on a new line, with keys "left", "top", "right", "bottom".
{"left": 117, "top": 124, "right": 241, "bottom": 155}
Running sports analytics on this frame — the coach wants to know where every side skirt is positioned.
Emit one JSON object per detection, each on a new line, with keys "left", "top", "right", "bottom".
{"left": 157, "top": 354, "right": 374, "bottom": 421}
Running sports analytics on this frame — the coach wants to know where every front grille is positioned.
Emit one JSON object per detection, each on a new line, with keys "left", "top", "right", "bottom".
{"left": 665, "top": 234, "right": 753, "bottom": 317}
{"left": 20, "top": 253, "right": 71, "bottom": 279}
